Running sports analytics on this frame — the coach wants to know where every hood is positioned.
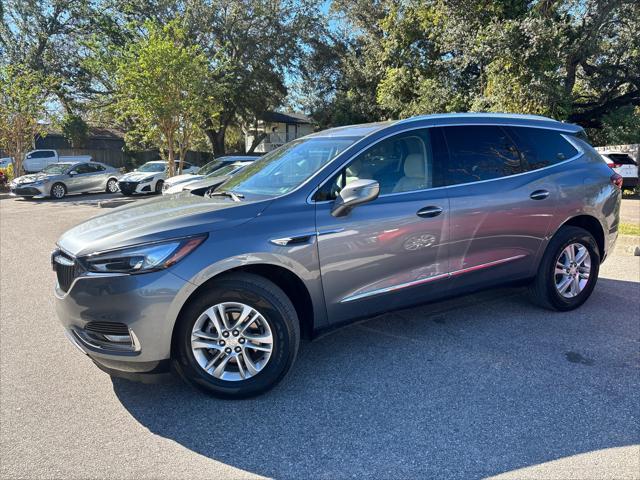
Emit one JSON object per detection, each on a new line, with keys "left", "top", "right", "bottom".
{"left": 13, "top": 173, "right": 56, "bottom": 184}
{"left": 165, "top": 173, "right": 203, "bottom": 186}
{"left": 57, "top": 193, "right": 271, "bottom": 256}
{"left": 120, "top": 171, "right": 161, "bottom": 182}
{"left": 184, "top": 175, "right": 230, "bottom": 192}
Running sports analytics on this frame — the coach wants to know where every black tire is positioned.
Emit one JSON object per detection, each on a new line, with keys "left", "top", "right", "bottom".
{"left": 529, "top": 226, "right": 600, "bottom": 311}
{"left": 50, "top": 182, "right": 66, "bottom": 199}
{"left": 154, "top": 180, "right": 164, "bottom": 194}
{"left": 106, "top": 178, "right": 119, "bottom": 193}
{"left": 173, "top": 272, "right": 300, "bottom": 398}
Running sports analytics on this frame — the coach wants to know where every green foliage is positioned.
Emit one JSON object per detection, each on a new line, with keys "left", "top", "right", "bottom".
{"left": 113, "top": 20, "right": 209, "bottom": 176}
{"left": 60, "top": 114, "right": 89, "bottom": 148}
{"left": 301, "top": 0, "right": 640, "bottom": 144}
{"left": 0, "top": 64, "right": 53, "bottom": 175}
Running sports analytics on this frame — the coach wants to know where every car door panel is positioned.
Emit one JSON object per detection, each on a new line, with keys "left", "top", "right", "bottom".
{"left": 316, "top": 191, "right": 450, "bottom": 323}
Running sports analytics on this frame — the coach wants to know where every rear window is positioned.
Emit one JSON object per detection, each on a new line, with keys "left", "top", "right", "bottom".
{"left": 506, "top": 127, "right": 579, "bottom": 172}
{"left": 604, "top": 153, "right": 636, "bottom": 165}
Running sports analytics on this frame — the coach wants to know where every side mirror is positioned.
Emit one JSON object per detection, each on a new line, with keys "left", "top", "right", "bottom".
{"left": 68, "top": 170, "right": 77, "bottom": 176}
{"left": 331, "top": 179, "right": 380, "bottom": 217}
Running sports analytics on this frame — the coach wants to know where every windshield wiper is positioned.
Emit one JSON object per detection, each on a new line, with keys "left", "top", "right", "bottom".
{"left": 206, "top": 190, "right": 244, "bottom": 202}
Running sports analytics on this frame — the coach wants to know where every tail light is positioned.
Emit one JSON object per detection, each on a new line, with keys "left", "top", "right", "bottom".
{"left": 607, "top": 163, "right": 622, "bottom": 168}
{"left": 610, "top": 173, "right": 623, "bottom": 189}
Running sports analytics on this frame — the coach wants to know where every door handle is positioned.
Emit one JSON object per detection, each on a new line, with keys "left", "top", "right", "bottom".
{"left": 416, "top": 206, "right": 443, "bottom": 218}
{"left": 530, "top": 190, "right": 550, "bottom": 200}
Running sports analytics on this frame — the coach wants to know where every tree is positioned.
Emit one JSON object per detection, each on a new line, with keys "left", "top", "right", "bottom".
{"left": 0, "top": 0, "right": 97, "bottom": 112}
{"left": 301, "top": 0, "right": 639, "bottom": 143}
{"left": 60, "top": 114, "right": 89, "bottom": 148}
{"left": 0, "top": 65, "right": 52, "bottom": 175}
{"left": 113, "top": 20, "right": 209, "bottom": 176}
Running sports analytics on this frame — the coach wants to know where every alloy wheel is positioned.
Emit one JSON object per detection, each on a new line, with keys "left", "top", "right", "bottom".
{"left": 191, "top": 302, "right": 273, "bottom": 381}
{"left": 107, "top": 179, "right": 118, "bottom": 193}
{"left": 51, "top": 184, "right": 65, "bottom": 199}
{"left": 554, "top": 242, "right": 591, "bottom": 298}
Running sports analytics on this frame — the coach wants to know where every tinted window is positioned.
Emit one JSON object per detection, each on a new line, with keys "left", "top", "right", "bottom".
{"left": 604, "top": 153, "right": 636, "bottom": 166}
{"left": 74, "top": 164, "right": 93, "bottom": 174}
{"left": 316, "top": 128, "right": 446, "bottom": 200}
{"left": 442, "top": 126, "right": 521, "bottom": 184}
{"left": 506, "top": 127, "right": 579, "bottom": 171}
{"left": 28, "top": 151, "right": 54, "bottom": 159}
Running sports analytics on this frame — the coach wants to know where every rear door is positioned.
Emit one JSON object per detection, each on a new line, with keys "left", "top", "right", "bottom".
{"left": 314, "top": 128, "right": 450, "bottom": 324}
{"left": 442, "top": 125, "right": 580, "bottom": 288}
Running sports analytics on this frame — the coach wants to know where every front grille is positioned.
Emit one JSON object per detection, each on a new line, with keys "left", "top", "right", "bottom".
{"left": 85, "top": 322, "right": 130, "bottom": 336}
{"left": 12, "top": 186, "right": 41, "bottom": 196}
{"left": 118, "top": 181, "right": 138, "bottom": 194}
{"left": 52, "top": 250, "right": 83, "bottom": 293}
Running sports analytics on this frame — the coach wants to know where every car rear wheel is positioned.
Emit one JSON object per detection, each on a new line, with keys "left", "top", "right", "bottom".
{"left": 106, "top": 178, "right": 119, "bottom": 193}
{"left": 50, "top": 182, "right": 66, "bottom": 199}
{"left": 154, "top": 180, "right": 163, "bottom": 194}
{"left": 173, "top": 273, "right": 300, "bottom": 398}
{"left": 529, "top": 225, "right": 600, "bottom": 311}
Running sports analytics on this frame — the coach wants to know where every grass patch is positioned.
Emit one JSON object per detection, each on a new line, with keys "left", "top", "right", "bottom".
{"left": 619, "top": 222, "right": 640, "bottom": 236}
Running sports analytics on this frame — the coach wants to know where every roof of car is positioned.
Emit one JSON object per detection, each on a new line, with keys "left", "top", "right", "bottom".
{"left": 309, "top": 113, "right": 581, "bottom": 139}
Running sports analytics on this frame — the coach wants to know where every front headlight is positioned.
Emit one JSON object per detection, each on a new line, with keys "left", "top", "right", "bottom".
{"left": 139, "top": 175, "right": 155, "bottom": 183}
{"left": 32, "top": 180, "right": 45, "bottom": 186}
{"left": 78, "top": 235, "right": 207, "bottom": 274}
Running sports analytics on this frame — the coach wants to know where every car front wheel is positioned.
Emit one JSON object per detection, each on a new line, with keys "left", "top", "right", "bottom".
{"left": 529, "top": 225, "right": 600, "bottom": 311}
{"left": 154, "top": 180, "right": 164, "bottom": 194}
{"left": 50, "top": 183, "right": 66, "bottom": 199}
{"left": 173, "top": 273, "right": 300, "bottom": 398}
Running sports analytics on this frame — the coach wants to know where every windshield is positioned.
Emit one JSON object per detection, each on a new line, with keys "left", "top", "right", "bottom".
{"left": 42, "top": 163, "right": 73, "bottom": 174}
{"left": 219, "top": 137, "right": 357, "bottom": 196}
{"left": 138, "top": 162, "right": 166, "bottom": 172}
{"left": 198, "top": 160, "right": 225, "bottom": 176}
{"left": 206, "top": 163, "right": 246, "bottom": 178}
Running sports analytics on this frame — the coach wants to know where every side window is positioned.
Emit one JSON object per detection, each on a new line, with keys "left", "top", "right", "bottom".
{"left": 442, "top": 126, "right": 521, "bottom": 185}
{"left": 74, "top": 164, "right": 93, "bottom": 174}
{"left": 506, "top": 127, "right": 579, "bottom": 171}
{"left": 316, "top": 129, "right": 444, "bottom": 200}
{"left": 183, "top": 162, "right": 193, "bottom": 170}
{"left": 91, "top": 163, "right": 106, "bottom": 172}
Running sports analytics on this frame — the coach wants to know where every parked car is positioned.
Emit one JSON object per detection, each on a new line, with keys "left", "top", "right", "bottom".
{"left": 162, "top": 156, "right": 259, "bottom": 194}
{"left": 10, "top": 161, "right": 120, "bottom": 199}
{"left": 599, "top": 151, "right": 638, "bottom": 189}
{"left": 0, "top": 157, "right": 13, "bottom": 169}
{"left": 53, "top": 113, "right": 621, "bottom": 398}
{"left": 163, "top": 161, "right": 252, "bottom": 195}
{"left": 22, "top": 150, "right": 92, "bottom": 173}
{"left": 117, "top": 160, "right": 199, "bottom": 195}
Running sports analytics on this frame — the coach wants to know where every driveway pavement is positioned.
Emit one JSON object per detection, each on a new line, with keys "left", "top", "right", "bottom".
{"left": 1, "top": 196, "right": 639, "bottom": 479}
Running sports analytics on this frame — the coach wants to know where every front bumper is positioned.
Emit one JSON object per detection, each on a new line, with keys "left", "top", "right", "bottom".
{"left": 118, "top": 180, "right": 153, "bottom": 195}
{"left": 10, "top": 183, "right": 48, "bottom": 198}
{"left": 55, "top": 265, "right": 197, "bottom": 374}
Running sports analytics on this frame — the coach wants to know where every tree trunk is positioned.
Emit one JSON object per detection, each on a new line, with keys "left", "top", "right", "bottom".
{"left": 166, "top": 130, "right": 175, "bottom": 177}
{"left": 246, "top": 132, "right": 267, "bottom": 154}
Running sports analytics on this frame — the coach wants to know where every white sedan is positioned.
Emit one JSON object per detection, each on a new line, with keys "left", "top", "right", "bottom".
{"left": 118, "top": 160, "right": 199, "bottom": 195}
{"left": 600, "top": 151, "right": 638, "bottom": 189}
{"left": 163, "top": 161, "right": 251, "bottom": 195}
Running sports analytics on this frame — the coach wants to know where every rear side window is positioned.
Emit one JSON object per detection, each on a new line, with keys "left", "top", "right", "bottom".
{"left": 441, "top": 126, "right": 521, "bottom": 185}
{"left": 506, "top": 127, "right": 579, "bottom": 172}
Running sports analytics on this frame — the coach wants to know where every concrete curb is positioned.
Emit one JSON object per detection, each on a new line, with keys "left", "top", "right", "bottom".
{"left": 98, "top": 199, "right": 137, "bottom": 208}
{"left": 615, "top": 234, "right": 640, "bottom": 256}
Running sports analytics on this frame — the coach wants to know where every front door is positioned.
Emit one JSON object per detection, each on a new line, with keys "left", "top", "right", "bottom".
{"left": 314, "top": 128, "right": 450, "bottom": 324}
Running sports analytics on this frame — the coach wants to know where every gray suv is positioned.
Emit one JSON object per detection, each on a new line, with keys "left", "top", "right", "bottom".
{"left": 53, "top": 113, "right": 622, "bottom": 398}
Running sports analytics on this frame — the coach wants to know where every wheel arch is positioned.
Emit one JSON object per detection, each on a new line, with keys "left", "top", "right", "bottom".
{"left": 170, "top": 262, "right": 317, "bottom": 357}
{"left": 555, "top": 214, "right": 605, "bottom": 258}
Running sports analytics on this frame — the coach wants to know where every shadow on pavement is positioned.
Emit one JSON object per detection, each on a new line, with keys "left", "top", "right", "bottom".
{"left": 112, "top": 279, "right": 639, "bottom": 478}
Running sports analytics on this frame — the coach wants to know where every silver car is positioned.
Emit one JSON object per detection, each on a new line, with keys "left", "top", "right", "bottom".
{"left": 11, "top": 161, "right": 121, "bottom": 199}
{"left": 53, "top": 113, "right": 621, "bottom": 398}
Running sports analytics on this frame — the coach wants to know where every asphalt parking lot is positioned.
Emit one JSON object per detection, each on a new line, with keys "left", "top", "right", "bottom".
{"left": 1, "top": 195, "right": 639, "bottom": 479}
